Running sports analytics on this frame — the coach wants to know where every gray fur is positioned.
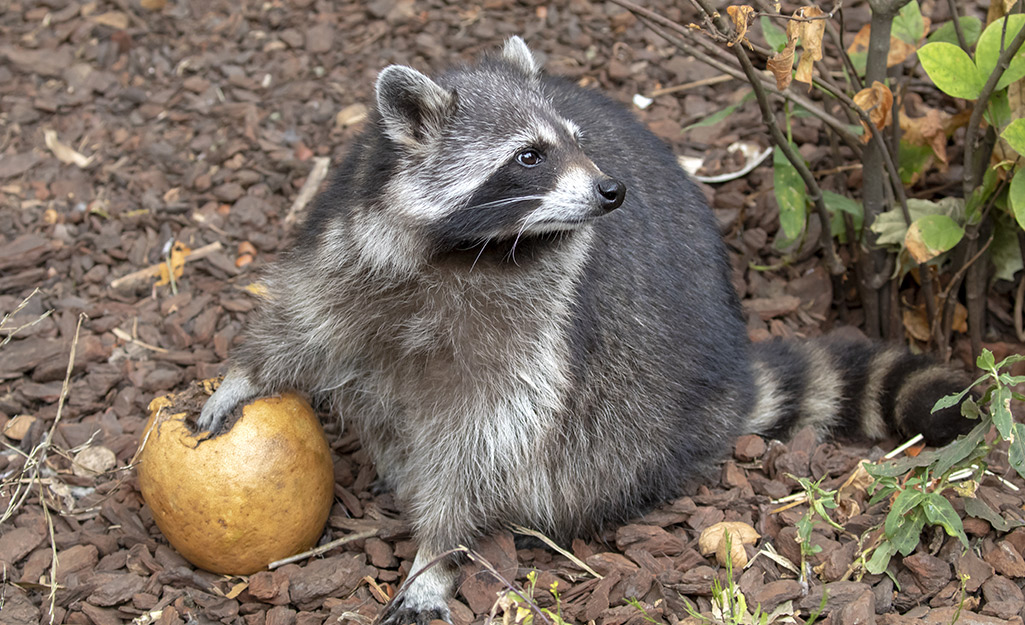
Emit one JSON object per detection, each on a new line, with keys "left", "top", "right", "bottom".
{"left": 198, "top": 38, "right": 971, "bottom": 625}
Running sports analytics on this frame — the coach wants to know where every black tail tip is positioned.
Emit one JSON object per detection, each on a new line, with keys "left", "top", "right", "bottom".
{"left": 899, "top": 376, "right": 977, "bottom": 447}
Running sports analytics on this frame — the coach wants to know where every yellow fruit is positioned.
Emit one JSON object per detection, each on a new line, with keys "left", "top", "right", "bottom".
{"left": 137, "top": 389, "right": 334, "bottom": 575}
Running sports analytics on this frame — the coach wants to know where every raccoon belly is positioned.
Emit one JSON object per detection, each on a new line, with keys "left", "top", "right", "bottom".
{"left": 746, "top": 334, "right": 971, "bottom": 446}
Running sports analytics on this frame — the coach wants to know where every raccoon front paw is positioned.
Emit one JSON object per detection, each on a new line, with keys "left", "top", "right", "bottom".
{"left": 377, "top": 595, "right": 451, "bottom": 625}
{"left": 197, "top": 373, "right": 257, "bottom": 434}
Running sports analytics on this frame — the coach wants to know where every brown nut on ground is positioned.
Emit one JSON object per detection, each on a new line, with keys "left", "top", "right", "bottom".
{"left": 137, "top": 389, "right": 334, "bottom": 575}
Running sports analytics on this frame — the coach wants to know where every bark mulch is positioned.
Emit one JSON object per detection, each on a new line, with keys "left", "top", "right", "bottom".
{"left": 2, "top": 1, "right": 1025, "bottom": 624}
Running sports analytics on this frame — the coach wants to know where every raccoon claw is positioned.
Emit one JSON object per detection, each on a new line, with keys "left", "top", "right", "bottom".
{"left": 377, "top": 596, "right": 450, "bottom": 625}
{"left": 197, "top": 373, "right": 257, "bottom": 434}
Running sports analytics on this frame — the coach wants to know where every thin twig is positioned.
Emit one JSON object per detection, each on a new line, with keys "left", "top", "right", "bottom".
{"left": 268, "top": 528, "right": 378, "bottom": 568}
{"left": 648, "top": 74, "right": 734, "bottom": 97}
{"left": 510, "top": 525, "right": 603, "bottom": 579}
{"left": 1, "top": 313, "right": 87, "bottom": 525}
{"left": 685, "top": 0, "right": 846, "bottom": 274}
{"left": 0, "top": 288, "right": 53, "bottom": 350}
{"left": 620, "top": 0, "right": 863, "bottom": 149}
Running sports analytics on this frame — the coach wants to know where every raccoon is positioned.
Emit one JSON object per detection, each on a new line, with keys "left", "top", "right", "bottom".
{"left": 197, "top": 37, "right": 970, "bottom": 625}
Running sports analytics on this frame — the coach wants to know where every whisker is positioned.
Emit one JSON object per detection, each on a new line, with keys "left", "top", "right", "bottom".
{"left": 461, "top": 195, "right": 545, "bottom": 211}
{"left": 470, "top": 238, "right": 490, "bottom": 272}
{"left": 509, "top": 212, "right": 540, "bottom": 265}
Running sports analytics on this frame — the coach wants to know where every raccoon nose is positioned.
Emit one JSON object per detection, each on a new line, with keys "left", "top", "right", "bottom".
{"left": 596, "top": 178, "right": 626, "bottom": 212}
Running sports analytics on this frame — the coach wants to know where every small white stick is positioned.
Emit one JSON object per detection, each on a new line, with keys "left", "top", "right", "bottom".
{"left": 884, "top": 434, "right": 924, "bottom": 460}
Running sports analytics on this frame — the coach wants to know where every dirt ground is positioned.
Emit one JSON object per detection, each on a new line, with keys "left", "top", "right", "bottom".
{"left": 3, "top": 0, "right": 1025, "bottom": 624}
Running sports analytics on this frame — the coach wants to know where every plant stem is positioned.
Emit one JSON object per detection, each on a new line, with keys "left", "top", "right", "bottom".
{"left": 858, "top": 3, "right": 905, "bottom": 338}
{"left": 944, "top": 0, "right": 969, "bottom": 51}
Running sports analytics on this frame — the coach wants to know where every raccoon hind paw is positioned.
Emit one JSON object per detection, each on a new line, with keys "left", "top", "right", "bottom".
{"left": 377, "top": 595, "right": 451, "bottom": 625}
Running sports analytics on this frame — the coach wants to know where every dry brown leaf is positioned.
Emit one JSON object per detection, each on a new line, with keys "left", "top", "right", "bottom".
{"left": 902, "top": 300, "right": 967, "bottom": 342}
{"left": 72, "top": 446, "right": 117, "bottom": 477}
{"left": 988, "top": 0, "right": 1018, "bottom": 22}
{"left": 847, "top": 23, "right": 871, "bottom": 58}
{"left": 887, "top": 37, "right": 920, "bottom": 66}
{"left": 904, "top": 441, "right": 927, "bottom": 457}
{"left": 900, "top": 107, "right": 950, "bottom": 165}
{"left": 853, "top": 81, "right": 894, "bottom": 142}
{"left": 155, "top": 241, "right": 191, "bottom": 286}
{"left": 91, "top": 11, "right": 129, "bottom": 29}
{"left": 698, "top": 521, "right": 760, "bottom": 555}
{"left": 244, "top": 282, "right": 270, "bottom": 298}
{"left": 767, "top": 40, "right": 797, "bottom": 90}
{"left": 226, "top": 582, "right": 249, "bottom": 600}
{"left": 902, "top": 306, "right": 932, "bottom": 342}
{"left": 140, "top": 0, "right": 167, "bottom": 10}
{"left": 847, "top": 24, "right": 921, "bottom": 67}
{"left": 726, "top": 5, "right": 756, "bottom": 47}
{"left": 3, "top": 414, "right": 37, "bottom": 440}
{"left": 44, "top": 130, "right": 95, "bottom": 168}
{"left": 717, "top": 533, "right": 748, "bottom": 568}
{"left": 795, "top": 51, "right": 816, "bottom": 85}
{"left": 905, "top": 220, "right": 938, "bottom": 263}
{"left": 776, "top": 7, "right": 826, "bottom": 85}
{"left": 335, "top": 103, "right": 369, "bottom": 128}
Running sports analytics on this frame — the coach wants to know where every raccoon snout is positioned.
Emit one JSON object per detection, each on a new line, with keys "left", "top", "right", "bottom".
{"left": 596, "top": 178, "right": 626, "bottom": 212}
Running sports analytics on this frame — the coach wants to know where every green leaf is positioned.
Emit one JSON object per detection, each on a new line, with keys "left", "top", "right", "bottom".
{"left": 976, "top": 15, "right": 1025, "bottom": 91}
{"left": 932, "top": 387, "right": 971, "bottom": 412}
{"left": 869, "top": 451, "right": 941, "bottom": 479}
{"left": 892, "top": 510, "right": 926, "bottom": 556}
{"left": 871, "top": 197, "right": 966, "bottom": 250}
{"left": 823, "top": 190, "right": 863, "bottom": 242}
{"left": 849, "top": 49, "right": 867, "bottom": 78}
{"left": 964, "top": 497, "right": 1025, "bottom": 532}
{"left": 684, "top": 91, "right": 754, "bottom": 131}
{"left": 928, "top": 17, "right": 983, "bottom": 47}
{"left": 898, "top": 142, "right": 935, "bottom": 185}
{"left": 1010, "top": 423, "right": 1025, "bottom": 482}
{"left": 985, "top": 89, "right": 1013, "bottom": 129}
{"left": 773, "top": 145, "right": 807, "bottom": 241}
{"left": 991, "top": 211, "right": 1024, "bottom": 282}
{"left": 886, "top": 489, "right": 926, "bottom": 536}
{"left": 961, "top": 396, "right": 981, "bottom": 420}
{"left": 966, "top": 165, "right": 1000, "bottom": 222}
{"left": 978, "top": 348, "right": 997, "bottom": 372}
{"left": 866, "top": 540, "right": 898, "bottom": 574}
{"left": 918, "top": 42, "right": 984, "bottom": 99}
{"left": 922, "top": 492, "right": 969, "bottom": 547}
{"left": 1011, "top": 168, "right": 1025, "bottom": 231}
{"left": 761, "top": 16, "right": 788, "bottom": 52}
{"left": 932, "top": 421, "right": 988, "bottom": 478}
{"left": 907, "top": 214, "right": 964, "bottom": 261}
{"left": 995, "top": 353, "right": 1025, "bottom": 370}
{"left": 893, "top": 1, "right": 925, "bottom": 44}
{"left": 992, "top": 386, "right": 1014, "bottom": 441}
{"left": 1003, "top": 119, "right": 1025, "bottom": 157}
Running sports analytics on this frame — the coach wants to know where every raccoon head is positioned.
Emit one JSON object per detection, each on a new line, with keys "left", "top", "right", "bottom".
{"left": 370, "top": 37, "right": 626, "bottom": 264}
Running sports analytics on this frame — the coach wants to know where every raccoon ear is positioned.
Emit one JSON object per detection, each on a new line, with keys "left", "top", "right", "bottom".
{"left": 375, "top": 65, "right": 457, "bottom": 147}
{"left": 502, "top": 36, "right": 540, "bottom": 78}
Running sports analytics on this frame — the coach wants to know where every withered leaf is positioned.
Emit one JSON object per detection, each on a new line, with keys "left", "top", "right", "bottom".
{"left": 726, "top": 5, "right": 756, "bottom": 47}
{"left": 778, "top": 7, "right": 826, "bottom": 85}
{"left": 853, "top": 81, "right": 894, "bottom": 142}
{"left": 767, "top": 40, "right": 797, "bottom": 90}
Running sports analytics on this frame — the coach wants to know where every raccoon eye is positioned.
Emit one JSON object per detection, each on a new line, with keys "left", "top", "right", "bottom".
{"left": 516, "top": 149, "right": 544, "bottom": 168}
